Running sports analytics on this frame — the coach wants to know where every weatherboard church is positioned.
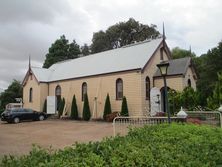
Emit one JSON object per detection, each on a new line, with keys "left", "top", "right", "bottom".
{"left": 22, "top": 34, "right": 197, "bottom": 118}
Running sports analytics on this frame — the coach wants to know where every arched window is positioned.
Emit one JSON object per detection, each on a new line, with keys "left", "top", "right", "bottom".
{"left": 82, "top": 82, "right": 87, "bottom": 101}
{"left": 116, "top": 78, "right": 123, "bottom": 100}
{"left": 55, "top": 85, "right": 61, "bottom": 96}
{"left": 145, "top": 76, "right": 150, "bottom": 100}
{"left": 55, "top": 85, "right": 61, "bottom": 110}
{"left": 188, "top": 79, "right": 191, "bottom": 87}
{"left": 29, "top": 88, "right": 33, "bottom": 102}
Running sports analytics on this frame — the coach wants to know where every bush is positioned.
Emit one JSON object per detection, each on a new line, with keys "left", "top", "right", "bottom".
{"left": 71, "top": 95, "right": 78, "bottom": 120}
{"left": 82, "top": 93, "right": 91, "bottom": 121}
{"left": 103, "top": 94, "right": 112, "bottom": 120}
{"left": 58, "top": 98, "right": 65, "bottom": 117}
{"left": 42, "top": 99, "right": 47, "bottom": 113}
{"left": 120, "top": 96, "right": 129, "bottom": 116}
{"left": 2, "top": 124, "right": 222, "bottom": 166}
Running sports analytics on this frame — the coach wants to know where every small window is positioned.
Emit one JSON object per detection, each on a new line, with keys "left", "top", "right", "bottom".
{"left": 188, "top": 79, "right": 191, "bottom": 87}
{"left": 116, "top": 78, "right": 123, "bottom": 100}
{"left": 145, "top": 76, "right": 150, "bottom": 100}
{"left": 82, "top": 82, "right": 87, "bottom": 101}
{"left": 160, "top": 48, "right": 164, "bottom": 60}
{"left": 29, "top": 88, "right": 33, "bottom": 102}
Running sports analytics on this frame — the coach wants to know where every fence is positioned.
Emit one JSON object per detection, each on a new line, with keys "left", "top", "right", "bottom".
{"left": 186, "top": 111, "right": 222, "bottom": 128}
{"left": 113, "top": 112, "right": 222, "bottom": 136}
{"left": 113, "top": 116, "right": 181, "bottom": 137}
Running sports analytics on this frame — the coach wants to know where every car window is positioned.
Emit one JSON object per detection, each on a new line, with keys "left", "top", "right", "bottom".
{"left": 24, "top": 109, "right": 33, "bottom": 113}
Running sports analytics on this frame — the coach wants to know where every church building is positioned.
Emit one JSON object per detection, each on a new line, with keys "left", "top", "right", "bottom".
{"left": 22, "top": 36, "right": 197, "bottom": 118}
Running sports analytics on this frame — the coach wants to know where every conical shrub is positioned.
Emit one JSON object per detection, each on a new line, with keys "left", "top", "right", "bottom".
{"left": 120, "top": 96, "right": 129, "bottom": 116}
{"left": 82, "top": 93, "right": 91, "bottom": 121}
{"left": 103, "top": 93, "right": 112, "bottom": 120}
{"left": 71, "top": 95, "right": 78, "bottom": 120}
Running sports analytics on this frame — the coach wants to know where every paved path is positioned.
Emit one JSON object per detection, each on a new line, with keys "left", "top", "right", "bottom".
{"left": 0, "top": 120, "right": 113, "bottom": 156}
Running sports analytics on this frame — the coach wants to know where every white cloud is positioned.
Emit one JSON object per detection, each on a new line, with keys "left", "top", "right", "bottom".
{"left": 0, "top": 0, "right": 222, "bottom": 89}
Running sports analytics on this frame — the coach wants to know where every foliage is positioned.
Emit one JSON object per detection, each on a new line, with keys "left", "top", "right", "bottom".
{"left": 42, "top": 99, "right": 47, "bottom": 113}
{"left": 2, "top": 124, "right": 222, "bottom": 166}
{"left": 71, "top": 95, "right": 78, "bottom": 120}
{"left": 91, "top": 18, "right": 159, "bottom": 53}
{"left": 0, "top": 80, "right": 22, "bottom": 112}
{"left": 168, "top": 87, "right": 199, "bottom": 114}
{"left": 171, "top": 47, "right": 196, "bottom": 59}
{"left": 103, "top": 94, "right": 112, "bottom": 120}
{"left": 195, "top": 41, "right": 222, "bottom": 106}
{"left": 207, "top": 72, "right": 222, "bottom": 110}
{"left": 120, "top": 96, "right": 129, "bottom": 116}
{"left": 82, "top": 93, "right": 91, "bottom": 121}
{"left": 43, "top": 35, "right": 81, "bottom": 68}
{"left": 58, "top": 98, "right": 65, "bottom": 117}
{"left": 81, "top": 43, "right": 91, "bottom": 56}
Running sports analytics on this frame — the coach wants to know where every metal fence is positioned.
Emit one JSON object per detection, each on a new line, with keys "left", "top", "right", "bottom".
{"left": 113, "top": 112, "right": 222, "bottom": 136}
{"left": 186, "top": 111, "right": 222, "bottom": 128}
{"left": 113, "top": 116, "right": 180, "bottom": 137}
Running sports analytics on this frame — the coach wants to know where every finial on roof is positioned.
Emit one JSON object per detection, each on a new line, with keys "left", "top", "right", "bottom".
{"left": 163, "top": 22, "right": 166, "bottom": 40}
{"left": 29, "top": 55, "right": 31, "bottom": 69}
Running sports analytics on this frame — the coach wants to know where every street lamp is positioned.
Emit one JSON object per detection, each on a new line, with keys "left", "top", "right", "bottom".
{"left": 157, "top": 61, "right": 171, "bottom": 123}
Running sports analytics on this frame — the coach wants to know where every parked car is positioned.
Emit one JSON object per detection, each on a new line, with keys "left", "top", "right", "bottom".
{"left": 1, "top": 108, "right": 47, "bottom": 123}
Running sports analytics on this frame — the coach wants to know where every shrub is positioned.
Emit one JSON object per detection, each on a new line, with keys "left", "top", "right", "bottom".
{"left": 2, "top": 124, "right": 222, "bottom": 166}
{"left": 103, "top": 94, "right": 112, "bottom": 120}
{"left": 71, "top": 95, "right": 78, "bottom": 120}
{"left": 120, "top": 96, "right": 129, "bottom": 116}
{"left": 105, "top": 112, "right": 119, "bottom": 122}
{"left": 82, "top": 93, "right": 91, "bottom": 121}
{"left": 58, "top": 98, "right": 65, "bottom": 117}
{"left": 42, "top": 99, "right": 47, "bottom": 113}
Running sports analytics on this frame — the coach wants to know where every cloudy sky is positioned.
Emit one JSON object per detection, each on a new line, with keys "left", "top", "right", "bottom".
{"left": 0, "top": 0, "right": 222, "bottom": 90}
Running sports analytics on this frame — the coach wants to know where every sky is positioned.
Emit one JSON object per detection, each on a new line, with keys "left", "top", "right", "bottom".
{"left": 0, "top": 0, "right": 222, "bottom": 90}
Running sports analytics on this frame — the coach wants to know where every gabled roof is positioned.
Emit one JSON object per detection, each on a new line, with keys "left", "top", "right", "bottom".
{"left": 26, "top": 37, "right": 164, "bottom": 83}
{"left": 153, "top": 57, "right": 192, "bottom": 77}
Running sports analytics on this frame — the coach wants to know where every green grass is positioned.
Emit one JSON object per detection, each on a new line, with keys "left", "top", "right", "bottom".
{"left": 1, "top": 123, "right": 222, "bottom": 166}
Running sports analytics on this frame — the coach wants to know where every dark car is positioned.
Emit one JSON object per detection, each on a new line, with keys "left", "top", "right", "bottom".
{"left": 1, "top": 108, "right": 47, "bottom": 123}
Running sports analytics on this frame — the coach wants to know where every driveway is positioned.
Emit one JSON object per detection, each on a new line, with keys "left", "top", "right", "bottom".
{"left": 0, "top": 120, "right": 113, "bottom": 156}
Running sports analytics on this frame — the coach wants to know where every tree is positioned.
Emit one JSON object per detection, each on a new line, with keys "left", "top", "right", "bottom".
{"left": 0, "top": 80, "right": 22, "bottom": 113}
{"left": 81, "top": 43, "right": 91, "bottom": 56}
{"left": 43, "top": 35, "right": 81, "bottom": 68}
{"left": 120, "top": 96, "right": 129, "bottom": 116}
{"left": 207, "top": 72, "right": 222, "bottom": 110}
{"left": 195, "top": 41, "right": 222, "bottom": 106}
{"left": 171, "top": 47, "right": 196, "bottom": 59}
{"left": 71, "top": 95, "right": 78, "bottom": 120}
{"left": 103, "top": 94, "right": 112, "bottom": 120}
{"left": 91, "top": 18, "right": 159, "bottom": 53}
{"left": 82, "top": 93, "right": 91, "bottom": 121}
{"left": 58, "top": 98, "right": 65, "bottom": 118}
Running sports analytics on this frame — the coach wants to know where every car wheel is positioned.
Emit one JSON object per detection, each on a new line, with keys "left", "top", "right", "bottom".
{"left": 14, "top": 117, "right": 20, "bottom": 124}
{"left": 39, "top": 115, "right": 44, "bottom": 121}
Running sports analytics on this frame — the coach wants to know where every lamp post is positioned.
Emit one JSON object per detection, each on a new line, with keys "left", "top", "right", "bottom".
{"left": 157, "top": 61, "right": 171, "bottom": 123}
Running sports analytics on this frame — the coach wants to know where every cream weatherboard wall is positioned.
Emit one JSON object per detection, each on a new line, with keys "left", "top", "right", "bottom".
{"left": 140, "top": 43, "right": 170, "bottom": 115}
{"left": 48, "top": 70, "right": 143, "bottom": 118}
{"left": 23, "top": 75, "right": 41, "bottom": 111}
{"left": 183, "top": 67, "right": 197, "bottom": 90}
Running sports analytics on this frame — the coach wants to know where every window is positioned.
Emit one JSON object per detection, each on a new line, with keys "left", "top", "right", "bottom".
{"left": 55, "top": 85, "right": 61, "bottom": 96}
{"left": 116, "top": 78, "right": 123, "bottom": 100}
{"left": 145, "top": 76, "right": 150, "bottom": 100}
{"left": 188, "top": 79, "right": 191, "bottom": 87}
{"left": 160, "top": 47, "right": 164, "bottom": 60}
{"left": 29, "top": 88, "right": 33, "bottom": 102}
{"left": 82, "top": 82, "right": 87, "bottom": 101}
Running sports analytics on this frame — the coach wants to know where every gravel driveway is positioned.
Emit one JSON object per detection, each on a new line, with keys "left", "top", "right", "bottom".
{"left": 0, "top": 120, "right": 113, "bottom": 156}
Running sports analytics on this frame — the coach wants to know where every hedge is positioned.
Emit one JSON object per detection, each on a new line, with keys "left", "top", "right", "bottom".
{"left": 1, "top": 124, "right": 222, "bottom": 166}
